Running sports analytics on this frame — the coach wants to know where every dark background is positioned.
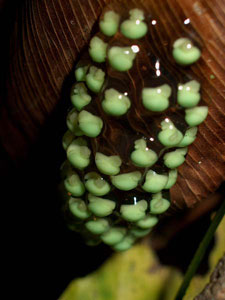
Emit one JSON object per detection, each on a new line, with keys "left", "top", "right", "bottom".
{"left": 0, "top": 2, "right": 113, "bottom": 298}
{"left": 0, "top": 1, "right": 218, "bottom": 299}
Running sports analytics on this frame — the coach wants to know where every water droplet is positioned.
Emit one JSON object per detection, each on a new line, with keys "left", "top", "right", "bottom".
{"left": 131, "top": 45, "right": 140, "bottom": 53}
{"left": 184, "top": 18, "right": 190, "bottom": 25}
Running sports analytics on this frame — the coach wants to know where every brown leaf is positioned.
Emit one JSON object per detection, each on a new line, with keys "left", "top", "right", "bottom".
{"left": 0, "top": 0, "right": 224, "bottom": 212}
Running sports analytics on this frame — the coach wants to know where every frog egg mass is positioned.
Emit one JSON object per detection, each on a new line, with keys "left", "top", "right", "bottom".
{"left": 60, "top": 1, "right": 207, "bottom": 251}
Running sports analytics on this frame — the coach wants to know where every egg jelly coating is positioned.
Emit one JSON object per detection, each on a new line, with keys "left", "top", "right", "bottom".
{"left": 62, "top": 2, "right": 207, "bottom": 251}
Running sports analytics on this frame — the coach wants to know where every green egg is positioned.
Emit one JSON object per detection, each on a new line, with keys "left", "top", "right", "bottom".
{"left": 78, "top": 110, "right": 103, "bottom": 138}
{"left": 95, "top": 152, "right": 122, "bottom": 175}
{"left": 120, "top": 200, "right": 148, "bottom": 222}
{"left": 88, "top": 194, "right": 116, "bottom": 217}
{"left": 177, "top": 127, "right": 198, "bottom": 147}
{"left": 130, "top": 138, "right": 158, "bottom": 168}
{"left": 136, "top": 215, "right": 158, "bottom": 229}
{"left": 75, "top": 65, "right": 89, "bottom": 82}
{"left": 86, "top": 66, "right": 105, "bottom": 93}
{"left": 163, "top": 147, "right": 188, "bottom": 169}
{"left": 142, "top": 84, "right": 171, "bottom": 112}
{"left": 63, "top": 10, "right": 208, "bottom": 251}
{"left": 85, "top": 237, "right": 101, "bottom": 247}
{"left": 89, "top": 36, "right": 108, "bottom": 63}
{"left": 99, "top": 10, "right": 120, "bottom": 36}
{"left": 70, "top": 83, "right": 92, "bottom": 111}
{"left": 64, "top": 170, "right": 85, "bottom": 197}
{"left": 173, "top": 38, "right": 201, "bottom": 66}
{"left": 101, "top": 227, "right": 126, "bottom": 245}
{"left": 142, "top": 170, "right": 168, "bottom": 193}
{"left": 111, "top": 171, "right": 142, "bottom": 191}
{"left": 158, "top": 119, "right": 183, "bottom": 147}
{"left": 84, "top": 172, "right": 111, "bottom": 196}
{"left": 185, "top": 106, "right": 208, "bottom": 127}
{"left": 101, "top": 88, "right": 131, "bottom": 116}
{"left": 85, "top": 218, "right": 110, "bottom": 235}
{"left": 164, "top": 169, "right": 178, "bottom": 189}
{"left": 150, "top": 193, "right": 170, "bottom": 214}
{"left": 67, "top": 138, "right": 91, "bottom": 170}
{"left": 69, "top": 197, "right": 91, "bottom": 220}
{"left": 60, "top": 160, "right": 72, "bottom": 179}
{"left": 177, "top": 80, "right": 201, "bottom": 108}
{"left": 130, "top": 227, "right": 151, "bottom": 238}
{"left": 108, "top": 46, "right": 136, "bottom": 72}
{"left": 66, "top": 108, "right": 84, "bottom": 136}
{"left": 120, "top": 9, "right": 147, "bottom": 39}
{"left": 113, "top": 235, "right": 136, "bottom": 251}
{"left": 62, "top": 130, "right": 75, "bottom": 150}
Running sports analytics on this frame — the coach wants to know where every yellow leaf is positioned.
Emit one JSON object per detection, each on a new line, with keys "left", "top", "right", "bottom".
{"left": 60, "top": 216, "right": 225, "bottom": 300}
{"left": 60, "top": 243, "right": 182, "bottom": 300}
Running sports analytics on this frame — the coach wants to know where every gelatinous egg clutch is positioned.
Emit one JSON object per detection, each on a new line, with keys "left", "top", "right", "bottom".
{"left": 60, "top": 4, "right": 208, "bottom": 251}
